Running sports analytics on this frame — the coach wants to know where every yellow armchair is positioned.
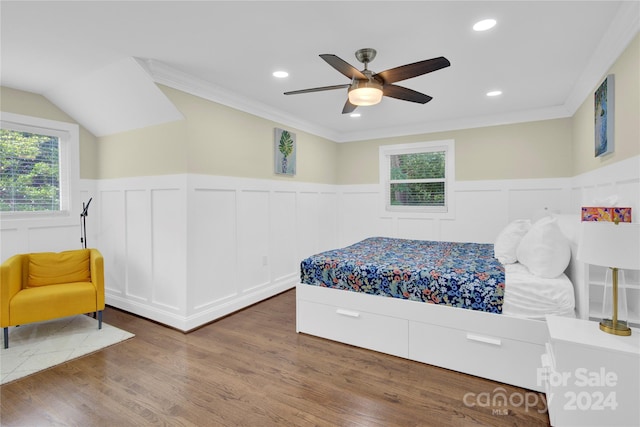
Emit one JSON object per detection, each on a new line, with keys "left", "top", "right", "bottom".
{"left": 1, "top": 248, "right": 105, "bottom": 348}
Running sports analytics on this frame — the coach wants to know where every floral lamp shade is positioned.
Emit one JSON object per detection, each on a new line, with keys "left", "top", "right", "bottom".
{"left": 581, "top": 207, "right": 631, "bottom": 223}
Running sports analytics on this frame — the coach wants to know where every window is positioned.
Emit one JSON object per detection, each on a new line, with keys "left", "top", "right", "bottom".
{"left": 380, "top": 140, "right": 455, "bottom": 216}
{"left": 0, "top": 112, "right": 79, "bottom": 217}
{"left": 1, "top": 129, "right": 60, "bottom": 212}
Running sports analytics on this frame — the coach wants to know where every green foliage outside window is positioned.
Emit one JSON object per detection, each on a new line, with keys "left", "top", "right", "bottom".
{"left": 0, "top": 129, "right": 60, "bottom": 212}
{"left": 390, "top": 151, "right": 445, "bottom": 207}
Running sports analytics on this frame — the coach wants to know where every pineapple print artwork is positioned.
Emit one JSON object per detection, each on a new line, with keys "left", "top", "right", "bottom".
{"left": 275, "top": 128, "right": 296, "bottom": 175}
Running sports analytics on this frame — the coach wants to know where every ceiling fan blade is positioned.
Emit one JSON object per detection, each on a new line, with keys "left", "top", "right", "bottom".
{"left": 284, "top": 84, "right": 349, "bottom": 95}
{"left": 383, "top": 85, "right": 433, "bottom": 104}
{"left": 342, "top": 99, "right": 358, "bottom": 114}
{"left": 376, "top": 57, "right": 450, "bottom": 84}
{"left": 320, "top": 54, "right": 368, "bottom": 80}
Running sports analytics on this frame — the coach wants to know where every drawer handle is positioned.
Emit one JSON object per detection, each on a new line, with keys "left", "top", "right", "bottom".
{"left": 336, "top": 309, "right": 360, "bottom": 318}
{"left": 466, "top": 333, "right": 501, "bottom": 346}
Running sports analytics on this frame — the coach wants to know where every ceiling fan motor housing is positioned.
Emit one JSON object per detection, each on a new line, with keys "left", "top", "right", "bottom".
{"left": 355, "top": 48, "right": 377, "bottom": 66}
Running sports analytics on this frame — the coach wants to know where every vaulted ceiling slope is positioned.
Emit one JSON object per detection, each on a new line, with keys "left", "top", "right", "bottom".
{"left": 1, "top": 1, "right": 638, "bottom": 142}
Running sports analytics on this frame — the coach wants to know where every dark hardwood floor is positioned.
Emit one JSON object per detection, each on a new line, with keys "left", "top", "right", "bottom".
{"left": 1, "top": 289, "right": 550, "bottom": 426}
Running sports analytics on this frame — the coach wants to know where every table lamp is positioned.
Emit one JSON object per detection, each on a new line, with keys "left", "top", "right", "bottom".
{"left": 577, "top": 221, "right": 640, "bottom": 336}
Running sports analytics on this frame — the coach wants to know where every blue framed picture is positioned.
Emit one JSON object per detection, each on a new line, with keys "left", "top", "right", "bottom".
{"left": 594, "top": 74, "right": 614, "bottom": 157}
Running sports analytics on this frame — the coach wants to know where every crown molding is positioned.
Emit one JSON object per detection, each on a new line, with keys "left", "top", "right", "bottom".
{"left": 337, "top": 105, "right": 574, "bottom": 142}
{"left": 138, "top": 3, "right": 638, "bottom": 144}
{"left": 136, "top": 58, "right": 342, "bottom": 142}
{"left": 140, "top": 56, "right": 574, "bottom": 143}
{"left": 563, "top": 1, "right": 640, "bottom": 115}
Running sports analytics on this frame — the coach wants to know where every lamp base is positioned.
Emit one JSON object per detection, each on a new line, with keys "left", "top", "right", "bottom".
{"left": 599, "top": 319, "right": 632, "bottom": 336}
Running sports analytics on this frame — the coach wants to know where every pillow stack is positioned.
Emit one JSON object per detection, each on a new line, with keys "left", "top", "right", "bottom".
{"left": 494, "top": 219, "right": 531, "bottom": 264}
{"left": 495, "top": 216, "right": 571, "bottom": 278}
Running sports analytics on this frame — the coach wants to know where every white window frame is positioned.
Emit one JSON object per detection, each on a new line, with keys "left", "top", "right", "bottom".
{"left": 0, "top": 112, "right": 80, "bottom": 220}
{"left": 379, "top": 139, "right": 455, "bottom": 218}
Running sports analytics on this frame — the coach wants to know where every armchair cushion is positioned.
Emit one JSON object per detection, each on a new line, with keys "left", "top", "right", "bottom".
{"left": 28, "top": 249, "right": 91, "bottom": 287}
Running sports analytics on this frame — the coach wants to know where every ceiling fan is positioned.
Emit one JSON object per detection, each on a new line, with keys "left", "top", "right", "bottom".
{"left": 284, "top": 48, "right": 451, "bottom": 114}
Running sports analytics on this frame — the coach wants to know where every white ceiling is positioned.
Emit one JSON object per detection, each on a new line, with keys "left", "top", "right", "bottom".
{"left": 1, "top": 1, "right": 638, "bottom": 142}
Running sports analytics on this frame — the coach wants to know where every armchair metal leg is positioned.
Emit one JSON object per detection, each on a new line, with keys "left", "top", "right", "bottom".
{"left": 98, "top": 311, "right": 103, "bottom": 329}
{"left": 3, "top": 327, "right": 8, "bottom": 349}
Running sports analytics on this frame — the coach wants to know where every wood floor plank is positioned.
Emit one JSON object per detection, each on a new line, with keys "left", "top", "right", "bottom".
{"left": 0, "top": 289, "right": 550, "bottom": 426}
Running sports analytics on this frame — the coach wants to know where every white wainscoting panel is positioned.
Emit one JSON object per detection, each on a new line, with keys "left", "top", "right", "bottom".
{"left": 338, "top": 178, "right": 573, "bottom": 245}
{"left": 95, "top": 175, "right": 189, "bottom": 329}
{"left": 270, "top": 191, "right": 298, "bottom": 284}
{"left": 94, "top": 174, "right": 342, "bottom": 331}
{"left": 571, "top": 156, "right": 640, "bottom": 214}
{"left": 296, "top": 191, "right": 340, "bottom": 260}
{"left": 0, "top": 180, "right": 96, "bottom": 261}
{"left": 237, "top": 189, "right": 271, "bottom": 293}
{"left": 396, "top": 217, "right": 438, "bottom": 241}
{"left": 1, "top": 228, "right": 23, "bottom": 260}
{"left": 99, "top": 190, "right": 127, "bottom": 296}
{"left": 190, "top": 188, "right": 238, "bottom": 309}
{"left": 183, "top": 175, "right": 339, "bottom": 331}
{"left": 338, "top": 185, "right": 392, "bottom": 247}
{"left": 317, "top": 192, "right": 339, "bottom": 253}
{"left": 150, "top": 188, "right": 186, "bottom": 312}
{"left": 124, "top": 189, "right": 151, "bottom": 302}
{"left": 440, "top": 188, "right": 505, "bottom": 243}
{"left": 296, "top": 192, "right": 321, "bottom": 260}
{"left": 27, "top": 225, "right": 80, "bottom": 253}
{"left": 507, "top": 187, "right": 571, "bottom": 221}
{"left": 4, "top": 157, "right": 635, "bottom": 331}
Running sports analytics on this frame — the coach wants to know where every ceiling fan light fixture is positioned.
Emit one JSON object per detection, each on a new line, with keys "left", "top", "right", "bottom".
{"left": 348, "top": 80, "right": 383, "bottom": 106}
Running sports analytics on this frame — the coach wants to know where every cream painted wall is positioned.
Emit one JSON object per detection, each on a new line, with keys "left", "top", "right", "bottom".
{"left": 2, "top": 34, "right": 636, "bottom": 184}
{"left": 336, "top": 118, "right": 573, "bottom": 184}
{"left": 572, "top": 34, "right": 640, "bottom": 176}
{"left": 97, "top": 120, "right": 188, "bottom": 178}
{"left": 94, "top": 86, "right": 338, "bottom": 184}
{"left": 337, "top": 33, "right": 639, "bottom": 185}
{"left": 0, "top": 86, "right": 99, "bottom": 179}
{"left": 160, "top": 86, "right": 338, "bottom": 184}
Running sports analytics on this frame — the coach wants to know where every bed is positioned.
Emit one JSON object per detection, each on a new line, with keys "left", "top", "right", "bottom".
{"left": 296, "top": 214, "right": 584, "bottom": 392}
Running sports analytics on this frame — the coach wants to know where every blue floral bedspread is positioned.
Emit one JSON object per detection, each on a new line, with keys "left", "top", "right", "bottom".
{"left": 300, "top": 237, "right": 504, "bottom": 313}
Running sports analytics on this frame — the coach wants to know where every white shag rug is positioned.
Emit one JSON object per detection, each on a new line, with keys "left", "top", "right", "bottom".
{"left": 0, "top": 314, "right": 134, "bottom": 384}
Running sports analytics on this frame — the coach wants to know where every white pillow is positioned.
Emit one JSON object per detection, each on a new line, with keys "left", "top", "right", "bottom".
{"left": 516, "top": 216, "right": 571, "bottom": 278}
{"left": 494, "top": 219, "right": 532, "bottom": 264}
{"left": 551, "top": 213, "right": 580, "bottom": 244}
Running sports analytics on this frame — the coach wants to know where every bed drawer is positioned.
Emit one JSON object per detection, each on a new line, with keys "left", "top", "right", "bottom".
{"left": 409, "top": 321, "right": 544, "bottom": 392}
{"left": 298, "top": 300, "right": 409, "bottom": 358}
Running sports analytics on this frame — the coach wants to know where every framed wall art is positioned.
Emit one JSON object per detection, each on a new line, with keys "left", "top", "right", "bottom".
{"left": 274, "top": 128, "right": 296, "bottom": 176}
{"left": 594, "top": 74, "right": 614, "bottom": 157}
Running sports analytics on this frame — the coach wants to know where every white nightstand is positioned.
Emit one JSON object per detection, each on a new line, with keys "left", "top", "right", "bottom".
{"left": 543, "top": 315, "right": 640, "bottom": 426}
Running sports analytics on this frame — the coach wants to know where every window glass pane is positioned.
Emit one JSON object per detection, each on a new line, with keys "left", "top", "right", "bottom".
{"left": 390, "top": 182, "right": 445, "bottom": 207}
{"left": 0, "top": 129, "right": 60, "bottom": 212}
{"left": 390, "top": 151, "right": 445, "bottom": 180}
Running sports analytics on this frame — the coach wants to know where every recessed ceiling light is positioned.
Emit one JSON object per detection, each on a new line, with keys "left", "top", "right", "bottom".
{"left": 473, "top": 19, "right": 497, "bottom": 32}
{"left": 272, "top": 71, "right": 289, "bottom": 78}
{"left": 350, "top": 113, "right": 361, "bottom": 118}
{"left": 486, "top": 90, "right": 502, "bottom": 97}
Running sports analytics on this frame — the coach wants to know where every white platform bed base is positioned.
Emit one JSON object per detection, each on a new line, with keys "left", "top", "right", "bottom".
{"left": 296, "top": 216, "right": 586, "bottom": 393}
{"left": 296, "top": 283, "right": 549, "bottom": 392}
